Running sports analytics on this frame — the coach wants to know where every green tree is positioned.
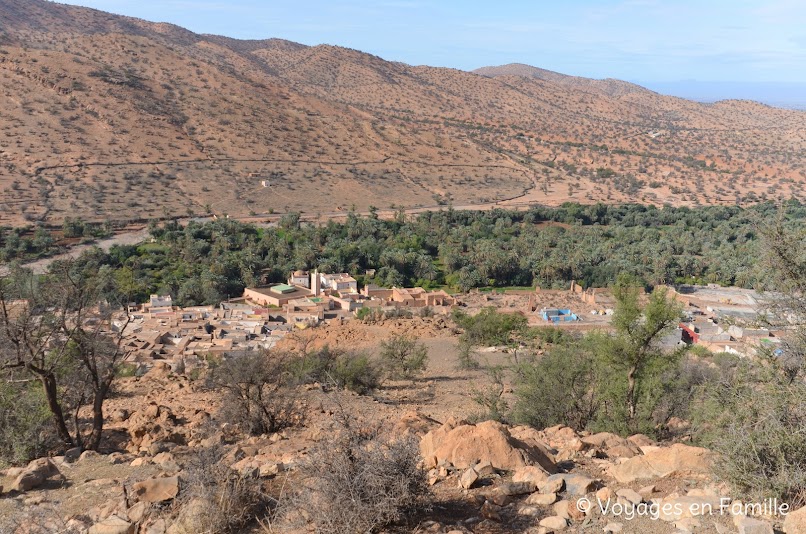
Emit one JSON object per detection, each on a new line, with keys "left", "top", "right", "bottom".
{"left": 605, "top": 275, "right": 682, "bottom": 425}
{"left": 0, "top": 261, "right": 131, "bottom": 451}
{"left": 379, "top": 335, "right": 428, "bottom": 380}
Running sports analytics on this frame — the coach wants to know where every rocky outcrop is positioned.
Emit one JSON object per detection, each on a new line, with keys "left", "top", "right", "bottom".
{"left": 131, "top": 476, "right": 180, "bottom": 504}
{"left": 126, "top": 403, "right": 188, "bottom": 453}
{"left": 784, "top": 505, "right": 806, "bottom": 533}
{"left": 10, "top": 458, "right": 64, "bottom": 492}
{"left": 420, "top": 419, "right": 557, "bottom": 473}
{"left": 610, "top": 443, "right": 713, "bottom": 483}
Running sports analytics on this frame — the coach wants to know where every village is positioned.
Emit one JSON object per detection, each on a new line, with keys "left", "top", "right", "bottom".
{"left": 120, "top": 269, "right": 783, "bottom": 373}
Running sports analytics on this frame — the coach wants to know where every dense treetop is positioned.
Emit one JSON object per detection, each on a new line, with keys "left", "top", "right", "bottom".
{"left": 4, "top": 201, "right": 802, "bottom": 306}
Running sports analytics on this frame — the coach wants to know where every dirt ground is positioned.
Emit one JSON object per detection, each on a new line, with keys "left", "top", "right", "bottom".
{"left": 0, "top": 315, "right": 788, "bottom": 533}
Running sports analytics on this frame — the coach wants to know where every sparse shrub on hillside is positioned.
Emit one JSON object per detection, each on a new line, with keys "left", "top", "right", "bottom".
{"left": 287, "top": 345, "right": 380, "bottom": 395}
{"left": 207, "top": 351, "right": 300, "bottom": 435}
{"left": 692, "top": 364, "right": 806, "bottom": 508}
{"left": 282, "top": 426, "right": 430, "bottom": 533}
{"left": 456, "top": 339, "right": 480, "bottom": 370}
{"left": 453, "top": 307, "right": 527, "bottom": 347}
{"left": 692, "top": 218, "right": 806, "bottom": 507}
{"left": 512, "top": 341, "right": 601, "bottom": 431}
{"left": 172, "top": 446, "right": 273, "bottom": 534}
{"left": 0, "top": 381, "right": 55, "bottom": 466}
{"left": 470, "top": 366, "right": 509, "bottom": 423}
{"left": 379, "top": 335, "right": 428, "bottom": 380}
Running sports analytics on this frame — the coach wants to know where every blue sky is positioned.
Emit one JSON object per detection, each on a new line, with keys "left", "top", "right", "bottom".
{"left": 59, "top": 0, "right": 806, "bottom": 85}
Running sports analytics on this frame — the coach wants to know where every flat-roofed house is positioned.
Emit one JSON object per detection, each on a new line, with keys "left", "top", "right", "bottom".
{"left": 243, "top": 284, "right": 314, "bottom": 307}
{"left": 320, "top": 273, "right": 358, "bottom": 293}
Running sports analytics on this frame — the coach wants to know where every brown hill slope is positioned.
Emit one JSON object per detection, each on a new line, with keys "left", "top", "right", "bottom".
{"left": 0, "top": 0, "right": 804, "bottom": 226}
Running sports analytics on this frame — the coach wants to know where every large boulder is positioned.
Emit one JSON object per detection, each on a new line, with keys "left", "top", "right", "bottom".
{"left": 545, "top": 473, "right": 598, "bottom": 495}
{"left": 11, "top": 458, "right": 63, "bottom": 492}
{"left": 131, "top": 476, "right": 180, "bottom": 504}
{"left": 580, "top": 432, "right": 642, "bottom": 458}
{"left": 420, "top": 420, "right": 557, "bottom": 473}
{"left": 610, "top": 444, "right": 713, "bottom": 484}
{"left": 784, "top": 505, "right": 806, "bottom": 533}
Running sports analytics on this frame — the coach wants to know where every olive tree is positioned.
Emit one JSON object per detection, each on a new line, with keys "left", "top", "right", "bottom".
{"left": 0, "top": 260, "right": 130, "bottom": 452}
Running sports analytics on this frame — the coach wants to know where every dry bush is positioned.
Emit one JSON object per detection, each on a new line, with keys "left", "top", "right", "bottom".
{"left": 280, "top": 426, "right": 431, "bottom": 533}
{"left": 170, "top": 446, "right": 274, "bottom": 534}
{"left": 206, "top": 350, "right": 302, "bottom": 435}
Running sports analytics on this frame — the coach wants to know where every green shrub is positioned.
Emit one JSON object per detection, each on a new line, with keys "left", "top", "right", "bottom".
{"left": 0, "top": 381, "right": 55, "bottom": 466}
{"left": 470, "top": 366, "right": 508, "bottom": 423}
{"left": 511, "top": 342, "right": 600, "bottom": 431}
{"left": 287, "top": 345, "right": 380, "bottom": 394}
{"left": 456, "top": 339, "right": 480, "bottom": 370}
{"left": 114, "top": 362, "right": 138, "bottom": 378}
{"left": 379, "top": 335, "right": 428, "bottom": 380}
{"left": 692, "top": 364, "right": 806, "bottom": 507}
{"left": 331, "top": 352, "right": 381, "bottom": 395}
{"left": 453, "top": 307, "right": 527, "bottom": 347}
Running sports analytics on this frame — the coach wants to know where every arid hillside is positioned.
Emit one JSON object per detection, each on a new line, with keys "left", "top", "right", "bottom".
{"left": 0, "top": 0, "right": 804, "bottom": 226}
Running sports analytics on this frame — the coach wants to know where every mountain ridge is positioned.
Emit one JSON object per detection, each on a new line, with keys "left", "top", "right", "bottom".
{"left": 0, "top": 0, "right": 803, "bottom": 227}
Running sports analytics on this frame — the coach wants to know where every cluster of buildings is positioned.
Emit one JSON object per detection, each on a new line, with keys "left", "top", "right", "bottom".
{"left": 121, "top": 294, "right": 296, "bottom": 371}
{"left": 121, "top": 270, "right": 459, "bottom": 370}
{"left": 242, "top": 269, "right": 456, "bottom": 326}
{"left": 669, "top": 285, "right": 782, "bottom": 357}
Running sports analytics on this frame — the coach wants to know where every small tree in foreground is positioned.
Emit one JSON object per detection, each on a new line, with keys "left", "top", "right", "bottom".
{"left": 0, "top": 260, "right": 130, "bottom": 453}
{"left": 606, "top": 275, "right": 682, "bottom": 424}
{"left": 379, "top": 335, "right": 428, "bottom": 380}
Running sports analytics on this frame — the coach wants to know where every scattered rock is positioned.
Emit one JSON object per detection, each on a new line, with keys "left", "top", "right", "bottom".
{"left": 615, "top": 488, "right": 643, "bottom": 505}
{"left": 497, "top": 481, "right": 536, "bottom": 496}
{"left": 87, "top": 515, "right": 135, "bottom": 534}
{"left": 539, "top": 476, "right": 565, "bottom": 495}
{"left": 596, "top": 486, "right": 612, "bottom": 502}
{"left": 459, "top": 467, "right": 479, "bottom": 490}
{"left": 545, "top": 473, "right": 597, "bottom": 495}
{"left": 603, "top": 522, "right": 624, "bottom": 532}
{"left": 611, "top": 444, "right": 713, "bottom": 484}
{"left": 109, "top": 409, "right": 130, "bottom": 423}
{"left": 518, "top": 505, "right": 541, "bottom": 516}
{"left": 64, "top": 447, "right": 83, "bottom": 463}
{"left": 126, "top": 502, "right": 149, "bottom": 523}
{"left": 11, "top": 458, "right": 63, "bottom": 492}
{"left": 539, "top": 516, "right": 568, "bottom": 530}
{"left": 513, "top": 465, "right": 548, "bottom": 485}
{"left": 392, "top": 410, "right": 441, "bottom": 438}
{"left": 480, "top": 500, "right": 501, "bottom": 521}
{"left": 637, "top": 484, "right": 656, "bottom": 499}
{"left": 526, "top": 492, "right": 557, "bottom": 505}
{"left": 259, "top": 462, "right": 284, "bottom": 478}
{"left": 733, "top": 515, "right": 774, "bottom": 534}
{"left": 627, "top": 434, "right": 655, "bottom": 447}
{"left": 784, "top": 505, "right": 806, "bottom": 533}
{"left": 473, "top": 460, "right": 496, "bottom": 477}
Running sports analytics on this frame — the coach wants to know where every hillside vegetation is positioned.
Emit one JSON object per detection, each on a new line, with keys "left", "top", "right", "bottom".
{"left": 19, "top": 201, "right": 799, "bottom": 307}
{"left": 1, "top": 0, "right": 804, "bottom": 227}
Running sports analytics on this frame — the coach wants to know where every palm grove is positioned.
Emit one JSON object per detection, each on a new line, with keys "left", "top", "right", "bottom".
{"left": 0, "top": 201, "right": 804, "bottom": 508}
